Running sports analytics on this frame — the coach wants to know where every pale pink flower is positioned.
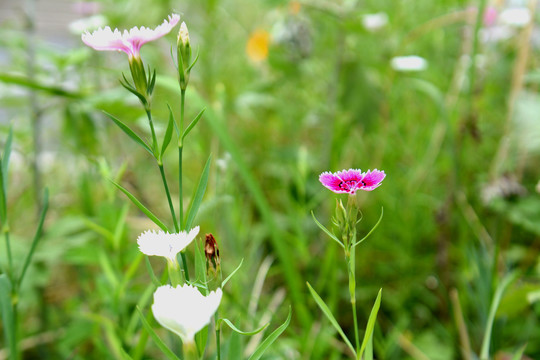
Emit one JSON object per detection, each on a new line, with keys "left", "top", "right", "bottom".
{"left": 81, "top": 14, "right": 180, "bottom": 59}
{"left": 319, "top": 169, "right": 386, "bottom": 194}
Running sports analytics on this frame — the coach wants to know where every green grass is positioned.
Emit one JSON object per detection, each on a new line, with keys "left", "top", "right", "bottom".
{"left": 1, "top": 0, "right": 540, "bottom": 358}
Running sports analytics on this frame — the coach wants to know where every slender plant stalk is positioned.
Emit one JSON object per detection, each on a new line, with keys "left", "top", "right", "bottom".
{"left": 177, "top": 88, "right": 191, "bottom": 281}
{"left": 178, "top": 88, "right": 186, "bottom": 230}
{"left": 349, "top": 263, "right": 360, "bottom": 356}
{"left": 145, "top": 110, "right": 159, "bottom": 154}
{"left": 158, "top": 164, "right": 179, "bottom": 232}
{"left": 4, "top": 230, "right": 13, "bottom": 280}
{"left": 215, "top": 316, "right": 221, "bottom": 360}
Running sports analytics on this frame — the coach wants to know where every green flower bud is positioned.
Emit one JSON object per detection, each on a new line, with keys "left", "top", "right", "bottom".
{"left": 177, "top": 21, "right": 192, "bottom": 90}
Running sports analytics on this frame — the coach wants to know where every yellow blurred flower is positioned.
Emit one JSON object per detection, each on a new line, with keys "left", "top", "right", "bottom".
{"left": 246, "top": 29, "right": 270, "bottom": 62}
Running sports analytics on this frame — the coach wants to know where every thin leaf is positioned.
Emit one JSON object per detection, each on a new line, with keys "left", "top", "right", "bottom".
{"left": 120, "top": 347, "right": 135, "bottom": 360}
{"left": 147, "top": 69, "right": 157, "bottom": 95}
{"left": 247, "top": 306, "right": 292, "bottom": 360}
{"left": 182, "top": 108, "right": 205, "bottom": 141}
{"left": 145, "top": 257, "right": 161, "bottom": 287}
{"left": 480, "top": 272, "right": 518, "bottom": 360}
{"left": 186, "top": 48, "right": 200, "bottom": 72}
{"left": 195, "top": 325, "right": 209, "bottom": 359}
{"left": 161, "top": 105, "right": 175, "bottom": 159}
{"left": 511, "top": 344, "right": 527, "bottom": 360}
{"left": 103, "top": 112, "right": 153, "bottom": 156}
{"left": 311, "top": 211, "right": 344, "bottom": 248}
{"left": 358, "top": 289, "right": 382, "bottom": 360}
{"left": 119, "top": 75, "right": 148, "bottom": 107}
{"left": 184, "top": 155, "right": 211, "bottom": 230}
{"left": 219, "top": 318, "right": 269, "bottom": 336}
{"left": 352, "top": 207, "right": 383, "bottom": 248}
{"left": 0, "top": 72, "right": 82, "bottom": 98}
{"left": 307, "top": 282, "right": 356, "bottom": 356}
{"left": 222, "top": 258, "right": 244, "bottom": 288}
{"left": 0, "top": 274, "right": 16, "bottom": 360}
{"left": 136, "top": 307, "right": 181, "bottom": 360}
{"left": 18, "top": 188, "right": 49, "bottom": 286}
{"left": 110, "top": 180, "right": 168, "bottom": 231}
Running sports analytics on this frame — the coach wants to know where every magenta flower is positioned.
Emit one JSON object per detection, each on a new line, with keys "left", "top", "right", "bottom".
{"left": 319, "top": 169, "right": 386, "bottom": 194}
{"left": 81, "top": 14, "right": 180, "bottom": 59}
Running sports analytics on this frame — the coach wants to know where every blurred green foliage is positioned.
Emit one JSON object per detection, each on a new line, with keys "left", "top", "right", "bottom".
{"left": 1, "top": 0, "right": 540, "bottom": 359}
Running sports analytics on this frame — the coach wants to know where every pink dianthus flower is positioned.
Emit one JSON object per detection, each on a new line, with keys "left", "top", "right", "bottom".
{"left": 81, "top": 14, "right": 180, "bottom": 59}
{"left": 319, "top": 169, "right": 385, "bottom": 194}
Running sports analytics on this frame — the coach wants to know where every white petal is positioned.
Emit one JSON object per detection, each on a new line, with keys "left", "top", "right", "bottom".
{"left": 151, "top": 285, "right": 223, "bottom": 343}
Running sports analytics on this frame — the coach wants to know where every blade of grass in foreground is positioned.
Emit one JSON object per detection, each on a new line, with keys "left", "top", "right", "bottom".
{"left": 247, "top": 306, "right": 292, "bottom": 360}
{"left": 358, "top": 289, "right": 382, "bottom": 360}
{"left": 480, "top": 272, "right": 518, "bottom": 360}
{"left": 136, "top": 307, "right": 181, "bottom": 360}
{"left": 307, "top": 282, "right": 356, "bottom": 357}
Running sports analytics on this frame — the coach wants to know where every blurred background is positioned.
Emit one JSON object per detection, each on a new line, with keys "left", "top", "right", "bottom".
{"left": 1, "top": 0, "right": 540, "bottom": 358}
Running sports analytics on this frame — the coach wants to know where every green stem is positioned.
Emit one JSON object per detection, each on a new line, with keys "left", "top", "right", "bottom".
{"left": 4, "top": 229, "right": 13, "bottom": 280}
{"left": 145, "top": 109, "right": 159, "bottom": 155}
{"left": 167, "top": 260, "right": 182, "bottom": 287}
{"left": 178, "top": 89, "right": 186, "bottom": 230}
{"left": 215, "top": 313, "right": 221, "bottom": 360}
{"left": 158, "top": 164, "right": 179, "bottom": 232}
{"left": 178, "top": 146, "right": 184, "bottom": 230}
{"left": 183, "top": 341, "right": 199, "bottom": 360}
{"left": 180, "top": 251, "right": 190, "bottom": 282}
{"left": 347, "top": 253, "right": 360, "bottom": 355}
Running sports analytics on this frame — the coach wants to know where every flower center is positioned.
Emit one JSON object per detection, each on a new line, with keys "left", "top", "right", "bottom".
{"left": 338, "top": 179, "right": 366, "bottom": 191}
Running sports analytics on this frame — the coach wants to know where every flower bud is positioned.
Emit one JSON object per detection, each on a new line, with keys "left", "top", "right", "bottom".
{"left": 177, "top": 21, "right": 192, "bottom": 90}
{"left": 205, "top": 233, "right": 221, "bottom": 284}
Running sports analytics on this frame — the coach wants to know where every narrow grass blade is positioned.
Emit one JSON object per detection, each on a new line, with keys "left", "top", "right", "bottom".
{"left": 145, "top": 257, "right": 161, "bottom": 287}
{"left": 184, "top": 155, "right": 211, "bottom": 230}
{"left": 195, "top": 325, "right": 209, "bottom": 359}
{"left": 136, "top": 307, "right": 181, "bottom": 360}
{"left": 161, "top": 105, "right": 175, "bottom": 159}
{"left": 110, "top": 180, "right": 168, "bottom": 231}
{"left": 352, "top": 207, "right": 383, "bottom": 248}
{"left": 511, "top": 344, "right": 527, "bottom": 360}
{"left": 0, "top": 72, "right": 82, "bottom": 98}
{"left": 358, "top": 289, "right": 382, "bottom": 360}
{"left": 307, "top": 282, "right": 356, "bottom": 356}
{"left": 18, "top": 188, "right": 49, "bottom": 286}
{"left": 104, "top": 111, "right": 153, "bottom": 156}
{"left": 311, "top": 211, "right": 344, "bottom": 248}
{"left": 0, "top": 274, "right": 16, "bottom": 360}
{"left": 222, "top": 258, "right": 243, "bottom": 288}
{"left": 480, "top": 272, "right": 518, "bottom": 360}
{"left": 181, "top": 108, "right": 205, "bottom": 141}
{"left": 219, "top": 318, "right": 269, "bottom": 335}
{"left": 247, "top": 306, "right": 292, "bottom": 360}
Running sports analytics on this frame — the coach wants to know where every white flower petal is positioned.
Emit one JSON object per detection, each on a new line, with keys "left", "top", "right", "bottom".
{"left": 137, "top": 226, "right": 200, "bottom": 261}
{"left": 151, "top": 285, "right": 223, "bottom": 343}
